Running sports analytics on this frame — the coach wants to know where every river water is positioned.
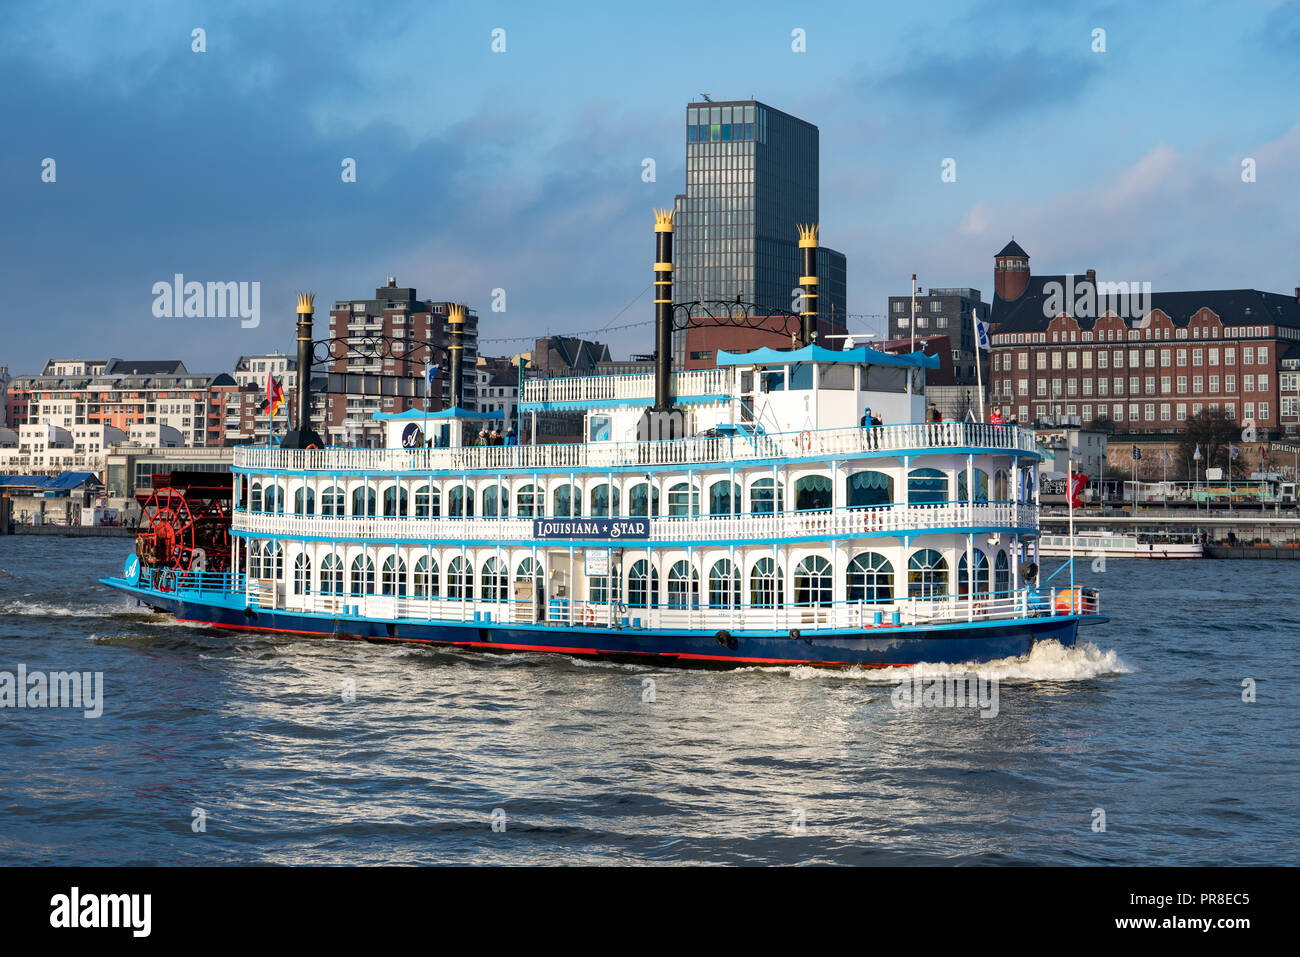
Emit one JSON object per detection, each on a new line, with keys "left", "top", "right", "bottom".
{"left": 1, "top": 537, "right": 1295, "bottom": 865}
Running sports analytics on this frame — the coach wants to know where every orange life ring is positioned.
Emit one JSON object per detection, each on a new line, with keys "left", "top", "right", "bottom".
{"left": 973, "top": 602, "right": 985, "bottom": 617}
{"left": 583, "top": 607, "right": 596, "bottom": 626}
{"left": 799, "top": 430, "right": 812, "bottom": 452}
{"left": 306, "top": 443, "right": 321, "bottom": 450}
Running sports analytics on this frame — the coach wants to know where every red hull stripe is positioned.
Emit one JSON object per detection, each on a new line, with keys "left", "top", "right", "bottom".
{"left": 174, "top": 618, "right": 907, "bottom": 667}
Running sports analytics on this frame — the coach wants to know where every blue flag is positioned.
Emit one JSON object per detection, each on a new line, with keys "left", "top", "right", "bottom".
{"left": 1131, "top": 445, "right": 1141, "bottom": 461}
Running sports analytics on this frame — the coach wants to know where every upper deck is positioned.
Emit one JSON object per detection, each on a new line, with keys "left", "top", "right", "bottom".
{"left": 233, "top": 422, "right": 1041, "bottom": 476}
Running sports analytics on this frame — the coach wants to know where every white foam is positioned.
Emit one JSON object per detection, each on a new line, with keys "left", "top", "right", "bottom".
{"left": 3, "top": 600, "right": 144, "bottom": 618}
{"left": 748, "top": 640, "right": 1131, "bottom": 683}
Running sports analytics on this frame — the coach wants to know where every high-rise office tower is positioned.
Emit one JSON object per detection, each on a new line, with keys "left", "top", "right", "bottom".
{"left": 672, "top": 99, "right": 847, "bottom": 366}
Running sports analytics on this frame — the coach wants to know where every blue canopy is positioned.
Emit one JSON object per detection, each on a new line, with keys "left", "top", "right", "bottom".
{"left": 372, "top": 406, "right": 505, "bottom": 421}
{"left": 715, "top": 343, "right": 939, "bottom": 370}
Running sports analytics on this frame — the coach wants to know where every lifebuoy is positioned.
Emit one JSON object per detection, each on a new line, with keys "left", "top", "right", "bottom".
{"left": 306, "top": 443, "right": 321, "bottom": 450}
{"left": 799, "top": 431, "right": 813, "bottom": 452}
{"left": 583, "top": 607, "right": 596, "bottom": 626}
{"left": 973, "top": 602, "right": 985, "bottom": 617}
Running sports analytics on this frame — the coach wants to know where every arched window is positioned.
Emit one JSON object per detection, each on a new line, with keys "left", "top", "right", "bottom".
{"left": 667, "top": 482, "right": 698, "bottom": 517}
{"left": 516, "top": 484, "right": 541, "bottom": 517}
{"left": 382, "top": 486, "right": 407, "bottom": 517}
{"left": 293, "top": 553, "right": 311, "bottom": 595}
{"left": 847, "top": 552, "right": 893, "bottom": 603}
{"left": 707, "top": 481, "right": 740, "bottom": 516}
{"left": 264, "top": 542, "right": 283, "bottom": 580}
{"left": 480, "top": 557, "right": 507, "bottom": 602}
{"left": 590, "top": 483, "right": 619, "bottom": 517}
{"left": 628, "top": 483, "right": 659, "bottom": 517}
{"left": 793, "top": 555, "right": 832, "bottom": 606}
{"left": 749, "top": 557, "right": 784, "bottom": 608}
{"left": 515, "top": 557, "right": 542, "bottom": 586}
{"left": 707, "top": 559, "right": 739, "bottom": 608}
{"left": 320, "top": 554, "right": 343, "bottom": 595}
{"left": 448, "top": 485, "right": 474, "bottom": 518}
{"left": 294, "top": 487, "right": 315, "bottom": 516}
{"left": 666, "top": 560, "right": 699, "bottom": 607}
{"left": 907, "top": 469, "right": 948, "bottom": 506}
{"left": 413, "top": 484, "right": 440, "bottom": 518}
{"left": 381, "top": 555, "right": 407, "bottom": 596}
{"left": 446, "top": 556, "right": 470, "bottom": 600}
{"left": 482, "top": 485, "right": 504, "bottom": 518}
{"left": 265, "top": 485, "right": 284, "bottom": 514}
{"left": 247, "top": 540, "right": 263, "bottom": 579}
{"left": 413, "top": 556, "right": 438, "bottom": 598}
{"left": 250, "top": 482, "right": 263, "bottom": 513}
{"left": 993, "top": 470, "right": 1010, "bottom": 502}
{"left": 350, "top": 554, "right": 375, "bottom": 595}
{"left": 627, "top": 560, "right": 659, "bottom": 608}
{"left": 795, "top": 474, "right": 832, "bottom": 511}
{"left": 552, "top": 483, "right": 577, "bottom": 518}
{"left": 321, "top": 485, "right": 344, "bottom": 517}
{"left": 749, "top": 478, "right": 784, "bottom": 514}
{"left": 846, "top": 471, "right": 893, "bottom": 508}
{"left": 994, "top": 551, "right": 1010, "bottom": 596}
{"left": 958, "top": 549, "right": 990, "bottom": 597}
{"left": 907, "top": 549, "right": 948, "bottom": 598}
{"left": 957, "top": 469, "right": 990, "bottom": 504}
{"left": 351, "top": 486, "right": 376, "bottom": 517}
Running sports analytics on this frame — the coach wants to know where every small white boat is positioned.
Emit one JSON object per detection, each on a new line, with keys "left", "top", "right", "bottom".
{"left": 1039, "top": 532, "right": 1202, "bottom": 559}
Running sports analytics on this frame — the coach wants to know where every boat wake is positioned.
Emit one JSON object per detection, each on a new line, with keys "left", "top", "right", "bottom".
{"left": 754, "top": 640, "right": 1131, "bottom": 683}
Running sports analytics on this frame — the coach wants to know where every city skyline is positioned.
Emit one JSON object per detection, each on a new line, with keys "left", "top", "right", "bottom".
{"left": 4, "top": 0, "right": 1299, "bottom": 375}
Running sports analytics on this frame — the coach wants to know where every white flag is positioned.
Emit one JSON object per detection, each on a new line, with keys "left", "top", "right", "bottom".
{"left": 973, "top": 310, "right": 991, "bottom": 351}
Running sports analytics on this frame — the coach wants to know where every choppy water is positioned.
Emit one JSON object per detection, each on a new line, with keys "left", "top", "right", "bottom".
{"left": 0, "top": 537, "right": 1296, "bottom": 865}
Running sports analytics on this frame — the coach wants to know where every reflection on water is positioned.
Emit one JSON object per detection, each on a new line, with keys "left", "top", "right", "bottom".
{"left": 0, "top": 538, "right": 1295, "bottom": 865}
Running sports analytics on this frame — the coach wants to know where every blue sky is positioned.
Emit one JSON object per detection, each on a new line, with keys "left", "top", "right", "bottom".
{"left": 3, "top": 0, "right": 1299, "bottom": 374}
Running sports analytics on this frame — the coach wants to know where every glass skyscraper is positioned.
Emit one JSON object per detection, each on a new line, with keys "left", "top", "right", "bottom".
{"left": 672, "top": 99, "right": 848, "bottom": 366}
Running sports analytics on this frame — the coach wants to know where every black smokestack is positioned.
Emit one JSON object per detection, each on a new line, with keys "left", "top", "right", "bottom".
{"left": 283, "top": 292, "right": 324, "bottom": 450}
{"left": 798, "top": 224, "right": 819, "bottom": 346}
{"left": 653, "top": 209, "right": 675, "bottom": 411}
{"left": 448, "top": 303, "right": 465, "bottom": 409}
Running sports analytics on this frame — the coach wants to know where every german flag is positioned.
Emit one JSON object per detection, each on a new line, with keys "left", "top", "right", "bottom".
{"left": 266, "top": 373, "right": 284, "bottom": 418}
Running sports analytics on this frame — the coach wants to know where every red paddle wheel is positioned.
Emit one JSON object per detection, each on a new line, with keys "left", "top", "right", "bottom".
{"left": 134, "top": 471, "right": 232, "bottom": 575}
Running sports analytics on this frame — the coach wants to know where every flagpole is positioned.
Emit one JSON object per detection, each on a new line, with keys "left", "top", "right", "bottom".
{"left": 972, "top": 307, "right": 985, "bottom": 422}
{"left": 1068, "top": 454, "right": 1075, "bottom": 600}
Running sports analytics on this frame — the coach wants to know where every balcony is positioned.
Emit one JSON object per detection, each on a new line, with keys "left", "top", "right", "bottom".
{"left": 521, "top": 368, "right": 730, "bottom": 405}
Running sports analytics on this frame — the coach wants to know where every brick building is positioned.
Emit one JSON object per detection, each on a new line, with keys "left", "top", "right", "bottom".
{"left": 987, "top": 240, "right": 1300, "bottom": 434}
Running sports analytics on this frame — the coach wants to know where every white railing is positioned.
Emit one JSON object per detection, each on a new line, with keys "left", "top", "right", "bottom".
{"left": 520, "top": 368, "right": 731, "bottom": 404}
{"left": 264, "top": 587, "right": 1098, "bottom": 634}
{"left": 233, "top": 501, "right": 1037, "bottom": 543}
{"left": 233, "top": 423, "right": 1039, "bottom": 475}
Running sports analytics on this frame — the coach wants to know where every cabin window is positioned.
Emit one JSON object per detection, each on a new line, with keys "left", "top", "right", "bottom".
{"left": 413, "top": 556, "right": 438, "bottom": 598}
{"left": 382, "top": 486, "right": 407, "bottom": 517}
{"left": 707, "top": 559, "right": 739, "bottom": 609}
{"left": 846, "top": 471, "right": 893, "bottom": 508}
{"left": 515, "top": 557, "right": 542, "bottom": 587}
{"left": 293, "top": 553, "right": 311, "bottom": 595}
{"left": 482, "top": 485, "right": 506, "bottom": 518}
{"left": 449, "top": 485, "right": 474, "bottom": 518}
{"left": 516, "top": 484, "right": 541, "bottom": 517}
{"left": 993, "top": 470, "right": 1009, "bottom": 502}
{"left": 907, "top": 549, "right": 948, "bottom": 598}
{"left": 446, "top": 557, "right": 470, "bottom": 600}
{"left": 590, "top": 564, "right": 620, "bottom": 604}
{"left": 666, "top": 560, "right": 699, "bottom": 608}
{"left": 321, "top": 554, "right": 343, "bottom": 595}
{"left": 795, "top": 474, "right": 832, "bottom": 511}
{"left": 956, "top": 469, "right": 990, "bottom": 504}
{"left": 793, "top": 555, "right": 832, "bottom": 606}
{"left": 264, "top": 485, "right": 284, "bottom": 514}
{"left": 760, "top": 369, "right": 786, "bottom": 392}
{"left": 708, "top": 481, "right": 740, "bottom": 516}
{"left": 552, "top": 483, "right": 578, "bottom": 518}
{"left": 749, "top": 478, "right": 784, "bottom": 514}
{"left": 590, "top": 483, "right": 619, "bottom": 517}
{"left": 250, "top": 482, "right": 263, "bottom": 512}
{"left": 667, "top": 483, "right": 699, "bottom": 517}
{"left": 847, "top": 552, "right": 893, "bottom": 603}
{"left": 480, "top": 557, "right": 507, "bottom": 602}
{"left": 958, "top": 549, "right": 990, "bottom": 597}
{"left": 294, "top": 487, "right": 315, "bottom": 516}
{"left": 907, "top": 468, "right": 948, "bottom": 505}
{"left": 413, "top": 484, "right": 440, "bottom": 518}
{"left": 994, "top": 551, "right": 1010, "bottom": 596}
{"left": 628, "top": 483, "right": 660, "bottom": 517}
{"left": 321, "top": 486, "right": 344, "bottom": 517}
{"left": 350, "top": 555, "right": 375, "bottom": 595}
{"left": 381, "top": 555, "right": 407, "bottom": 596}
{"left": 352, "top": 487, "right": 376, "bottom": 517}
{"left": 749, "top": 557, "right": 784, "bottom": 608}
{"left": 789, "top": 363, "right": 814, "bottom": 390}
{"left": 821, "top": 364, "right": 854, "bottom": 389}
{"left": 627, "top": 560, "right": 659, "bottom": 608}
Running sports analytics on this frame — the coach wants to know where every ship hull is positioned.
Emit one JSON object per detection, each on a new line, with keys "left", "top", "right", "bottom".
{"left": 100, "top": 577, "right": 1094, "bottom": 668}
